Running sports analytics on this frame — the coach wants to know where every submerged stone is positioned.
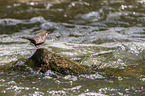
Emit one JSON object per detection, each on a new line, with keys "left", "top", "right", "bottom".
{"left": 25, "top": 48, "right": 93, "bottom": 74}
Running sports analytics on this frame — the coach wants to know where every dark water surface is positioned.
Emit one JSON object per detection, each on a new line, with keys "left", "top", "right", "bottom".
{"left": 1, "top": 0, "right": 145, "bottom": 95}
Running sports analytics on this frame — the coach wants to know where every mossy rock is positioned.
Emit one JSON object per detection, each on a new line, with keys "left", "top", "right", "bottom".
{"left": 25, "top": 48, "right": 93, "bottom": 74}
{"left": 96, "top": 61, "right": 145, "bottom": 78}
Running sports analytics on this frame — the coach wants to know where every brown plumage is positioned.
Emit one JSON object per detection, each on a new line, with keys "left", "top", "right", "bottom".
{"left": 26, "top": 31, "right": 49, "bottom": 48}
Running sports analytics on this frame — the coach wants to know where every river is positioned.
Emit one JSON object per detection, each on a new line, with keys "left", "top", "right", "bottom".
{"left": 1, "top": 0, "right": 145, "bottom": 95}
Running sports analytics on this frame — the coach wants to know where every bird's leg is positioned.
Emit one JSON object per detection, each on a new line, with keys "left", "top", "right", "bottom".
{"left": 36, "top": 45, "right": 41, "bottom": 48}
{"left": 35, "top": 45, "right": 38, "bottom": 48}
{"left": 39, "top": 45, "right": 42, "bottom": 48}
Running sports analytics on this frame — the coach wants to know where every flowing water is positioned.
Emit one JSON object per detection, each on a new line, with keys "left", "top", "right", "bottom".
{"left": 1, "top": 0, "right": 145, "bottom": 95}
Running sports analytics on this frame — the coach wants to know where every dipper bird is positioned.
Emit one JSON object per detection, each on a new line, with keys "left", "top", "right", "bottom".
{"left": 23, "top": 31, "right": 49, "bottom": 48}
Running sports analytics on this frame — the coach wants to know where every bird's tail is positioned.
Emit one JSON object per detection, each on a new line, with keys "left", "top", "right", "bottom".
{"left": 21, "top": 37, "right": 36, "bottom": 44}
{"left": 21, "top": 37, "right": 33, "bottom": 41}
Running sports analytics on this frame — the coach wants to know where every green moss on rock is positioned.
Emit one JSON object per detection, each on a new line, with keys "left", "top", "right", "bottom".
{"left": 25, "top": 48, "right": 93, "bottom": 74}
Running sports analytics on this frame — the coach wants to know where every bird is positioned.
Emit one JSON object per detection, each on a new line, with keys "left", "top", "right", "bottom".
{"left": 23, "top": 30, "right": 49, "bottom": 48}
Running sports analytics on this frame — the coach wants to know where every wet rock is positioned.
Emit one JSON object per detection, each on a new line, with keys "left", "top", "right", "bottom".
{"left": 30, "top": 17, "right": 46, "bottom": 23}
{"left": 79, "top": 11, "right": 102, "bottom": 22}
{"left": 41, "top": 22, "right": 64, "bottom": 30}
{"left": 25, "top": 48, "right": 93, "bottom": 74}
{"left": 96, "top": 62, "right": 145, "bottom": 78}
{"left": 102, "top": 21, "right": 130, "bottom": 27}
{"left": 0, "top": 19, "right": 23, "bottom": 25}
{"left": 89, "top": 22, "right": 108, "bottom": 27}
